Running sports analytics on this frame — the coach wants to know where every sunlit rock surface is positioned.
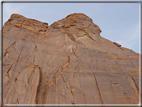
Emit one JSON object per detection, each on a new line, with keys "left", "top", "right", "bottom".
{"left": 3, "top": 13, "right": 139, "bottom": 104}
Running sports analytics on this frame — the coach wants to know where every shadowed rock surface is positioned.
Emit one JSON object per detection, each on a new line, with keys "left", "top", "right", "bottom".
{"left": 3, "top": 13, "right": 139, "bottom": 104}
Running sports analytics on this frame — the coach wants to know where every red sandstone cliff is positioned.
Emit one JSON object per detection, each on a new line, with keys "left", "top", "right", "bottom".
{"left": 3, "top": 13, "right": 139, "bottom": 105}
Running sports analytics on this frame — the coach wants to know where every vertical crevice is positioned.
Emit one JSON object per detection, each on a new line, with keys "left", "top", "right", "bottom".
{"left": 70, "top": 86, "right": 75, "bottom": 105}
{"left": 35, "top": 66, "right": 42, "bottom": 104}
{"left": 83, "top": 94, "right": 87, "bottom": 104}
{"left": 131, "top": 76, "right": 139, "bottom": 92}
{"left": 92, "top": 72, "right": 104, "bottom": 104}
{"left": 60, "top": 74, "right": 69, "bottom": 89}
{"left": 16, "top": 97, "right": 19, "bottom": 104}
{"left": 72, "top": 48, "right": 78, "bottom": 57}
{"left": 6, "top": 63, "right": 14, "bottom": 79}
{"left": 17, "top": 48, "right": 23, "bottom": 62}
{"left": 126, "top": 75, "right": 139, "bottom": 103}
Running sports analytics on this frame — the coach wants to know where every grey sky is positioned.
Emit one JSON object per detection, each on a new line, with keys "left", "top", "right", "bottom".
{"left": 2, "top": 2, "right": 140, "bottom": 53}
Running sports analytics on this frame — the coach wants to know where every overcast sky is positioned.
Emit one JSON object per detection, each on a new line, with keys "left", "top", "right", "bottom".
{"left": 2, "top": 2, "right": 140, "bottom": 53}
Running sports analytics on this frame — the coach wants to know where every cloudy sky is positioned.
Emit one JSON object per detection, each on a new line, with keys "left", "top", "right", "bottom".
{"left": 2, "top": 1, "right": 140, "bottom": 53}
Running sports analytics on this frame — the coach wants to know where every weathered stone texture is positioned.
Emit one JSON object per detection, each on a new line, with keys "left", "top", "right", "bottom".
{"left": 3, "top": 13, "right": 139, "bottom": 104}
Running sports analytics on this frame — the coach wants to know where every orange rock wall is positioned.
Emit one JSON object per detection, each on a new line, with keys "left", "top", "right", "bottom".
{"left": 3, "top": 13, "right": 139, "bottom": 104}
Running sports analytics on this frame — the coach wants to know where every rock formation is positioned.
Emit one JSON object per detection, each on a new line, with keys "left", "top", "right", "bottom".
{"left": 2, "top": 13, "right": 139, "bottom": 105}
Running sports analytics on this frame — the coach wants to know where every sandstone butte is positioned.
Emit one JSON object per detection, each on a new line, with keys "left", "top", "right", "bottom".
{"left": 2, "top": 13, "right": 140, "bottom": 105}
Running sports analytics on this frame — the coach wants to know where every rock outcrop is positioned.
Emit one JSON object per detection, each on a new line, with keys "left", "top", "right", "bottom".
{"left": 3, "top": 13, "right": 139, "bottom": 105}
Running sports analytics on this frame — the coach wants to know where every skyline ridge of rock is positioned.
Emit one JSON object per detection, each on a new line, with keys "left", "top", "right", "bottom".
{"left": 7, "top": 13, "right": 138, "bottom": 53}
{"left": 3, "top": 13, "right": 139, "bottom": 104}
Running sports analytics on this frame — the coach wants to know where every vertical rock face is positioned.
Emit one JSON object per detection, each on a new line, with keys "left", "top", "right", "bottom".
{"left": 3, "top": 13, "right": 139, "bottom": 104}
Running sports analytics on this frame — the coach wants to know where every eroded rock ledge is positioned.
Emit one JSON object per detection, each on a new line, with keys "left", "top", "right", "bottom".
{"left": 3, "top": 13, "right": 139, "bottom": 104}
